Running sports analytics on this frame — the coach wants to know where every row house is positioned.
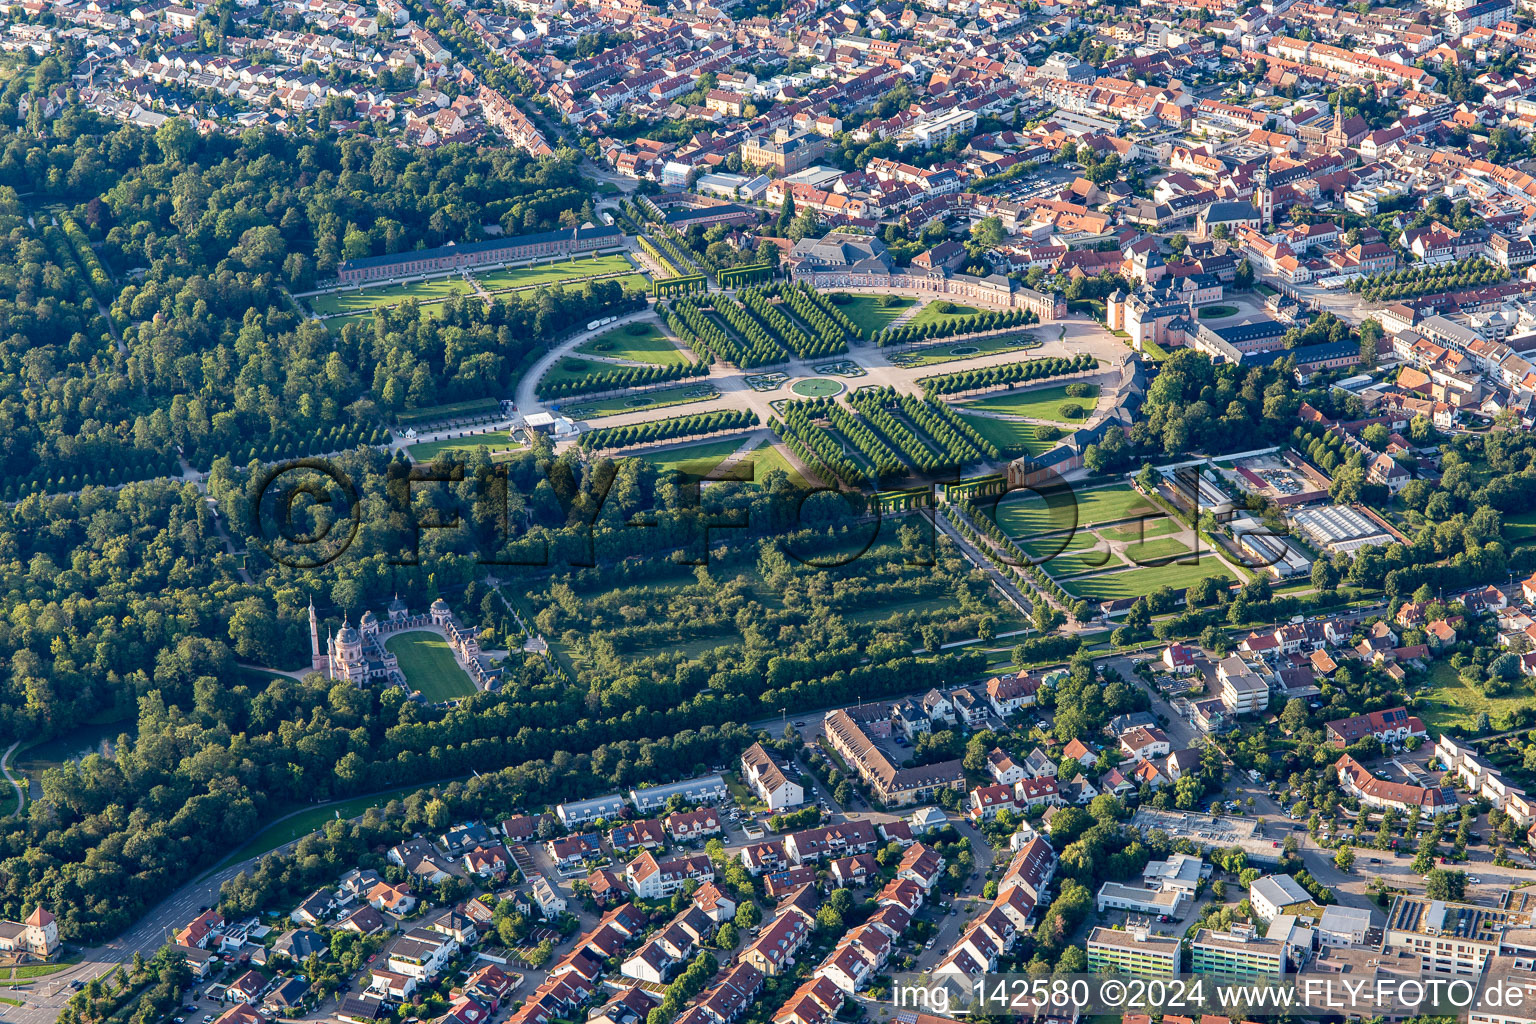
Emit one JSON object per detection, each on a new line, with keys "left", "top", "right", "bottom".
{"left": 1325, "top": 707, "right": 1428, "bottom": 748}
{"left": 782, "top": 821, "right": 878, "bottom": 864}
{"left": 620, "top": 906, "right": 714, "bottom": 984}
{"left": 741, "top": 900, "right": 815, "bottom": 977}
{"left": 665, "top": 808, "right": 722, "bottom": 842}
{"left": 1437, "top": 735, "right": 1534, "bottom": 825}
{"left": 967, "top": 777, "right": 1063, "bottom": 820}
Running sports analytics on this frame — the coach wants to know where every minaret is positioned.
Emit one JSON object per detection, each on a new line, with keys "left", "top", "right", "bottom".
{"left": 326, "top": 627, "right": 335, "bottom": 681}
{"left": 309, "top": 598, "right": 324, "bottom": 673}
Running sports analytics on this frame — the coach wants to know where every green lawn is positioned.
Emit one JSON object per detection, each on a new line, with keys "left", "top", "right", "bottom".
{"left": 385, "top": 630, "right": 476, "bottom": 701}
{"left": 576, "top": 321, "right": 688, "bottom": 366}
{"left": 310, "top": 276, "right": 473, "bottom": 316}
{"left": 909, "top": 301, "right": 982, "bottom": 329}
{"left": 960, "top": 384, "right": 1100, "bottom": 424}
{"left": 957, "top": 413, "right": 1062, "bottom": 456}
{"left": 1099, "top": 517, "right": 1182, "bottom": 542}
{"left": 408, "top": 430, "right": 524, "bottom": 462}
{"left": 1019, "top": 531, "right": 1123, "bottom": 576}
{"left": 1505, "top": 511, "right": 1536, "bottom": 542}
{"left": 833, "top": 295, "right": 915, "bottom": 335}
{"left": 791, "top": 377, "right": 844, "bottom": 398}
{"left": 995, "top": 483, "right": 1159, "bottom": 539}
{"left": 472, "top": 253, "right": 636, "bottom": 293}
{"left": 1124, "top": 536, "right": 1195, "bottom": 564}
{"left": 560, "top": 383, "right": 718, "bottom": 419}
{"left": 209, "top": 780, "right": 458, "bottom": 872}
{"left": 626, "top": 439, "right": 805, "bottom": 486}
{"left": 1418, "top": 659, "right": 1534, "bottom": 732}
{"left": 634, "top": 439, "right": 747, "bottom": 475}
{"left": 0, "top": 963, "right": 68, "bottom": 981}
{"left": 887, "top": 334, "right": 1038, "bottom": 368}
{"left": 1197, "top": 305, "right": 1240, "bottom": 319}
{"left": 541, "top": 356, "right": 628, "bottom": 391}
{"left": 607, "top": 273, "right": 651, "bottom": 293}
{"left": 1062, "top": 561, "right": 1236, "bottom": 601}
{"left": 394, "top": 397, "right": 503, "bottom": 426}
{"left": 744, "top": 441, "right": 810, "bottom": 487}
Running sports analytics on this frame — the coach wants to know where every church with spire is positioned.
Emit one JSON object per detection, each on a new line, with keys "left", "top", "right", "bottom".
{"left": 1322, "top": 95, "right": 1368, "bottom": 152}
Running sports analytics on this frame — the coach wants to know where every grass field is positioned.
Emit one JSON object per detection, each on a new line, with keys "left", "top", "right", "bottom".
{"left": 960, "top": 384, "right": 1101, "bottom": 424}
{"left": 888, "top": 334, "right": 1038, "bottom": 368}
{"left": 310, "top": 276, "right": 473, "bottom": 316}
{"left": 473, "top": 254, "right": 636, "bottom": 293}
{"left": 635, "top": 439, "right": 746, "bottom": 475}
{"left": 791, "top": 377, "right": 844, "bottom": 398}
{"left": 0, "top": 963, "right": 68, "bottom": 982}
{"left": 1062, "top": 561, "right": 1236, "bottom": 601}
{"left": 743, "top": 441, "right": 810, "bottom": 487}
{"left": 1197, "top": 305, "right": 1240, "bottom": 319}
{"left": 957, "top": 413, "right": 1061, "bottom": 456}
{"left": 834, "top": 295, "right": 915, "bottom": 335}
{"left": 624, "top": 439, "right": 807, "bottom": 486}
{"left": 606, "top": 274, "right": 651, "bottom": 293}
{"left": 1018, "top": 532, "right": 1123, "bottom": 576}
{"left": 909, "top": 301, "right": 982, "bottom": 329}
{"left": 1505, "top": 511, "right": 1536, "bottom": 542}
{"left": 1099, "top": 517, "right": 1182, "bottom": 542}
{"left": 210, "top": 780, "right": 459, "bottom": 872}
{"left": 408, "top": 430, "right": 523, "bottom": 462}
{"left": 995, "top": 484, "right": 1159, "bottom": 539}
{"left": 577, "top": 322, "right": 687, "bottom": 366}
{"left": 394, "top": 396, "right": 502, "bottom": 426}
{"left": 541, "top": 356, "right": 625, "bottom": 391}
{"left": 1124, "top": 536, "right": 1195, "bottom": 564}
{"left": 1418, "top": 660, "right": 1535, "bottom": 732}
{"left": 560, "top": 383, "right": 718, "bottom": 419}
{"left": 386, "top": 631, "right": 476, "bottom": 701}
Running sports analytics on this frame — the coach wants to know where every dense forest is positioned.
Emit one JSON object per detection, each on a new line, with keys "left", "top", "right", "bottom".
{"left": 0, "top": 443, "right": 1007, "bottom": 942}
{"left": 0, "top": 115, "right": 644, "bottom": 493}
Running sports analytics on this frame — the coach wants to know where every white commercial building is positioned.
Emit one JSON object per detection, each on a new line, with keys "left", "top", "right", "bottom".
{"left": 1249, "top": 874, "right": 1312, "bottom": 921}
{"left": 1096, "top": 881, "right": 1185, "bottom": 916}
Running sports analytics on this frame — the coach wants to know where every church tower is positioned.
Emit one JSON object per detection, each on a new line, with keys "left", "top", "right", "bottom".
{"left": 1254, "top": 163, "right": 1273, "bottom": 228}
{"left": 1325, "top": 95, "right": 1349, "bottom": 151}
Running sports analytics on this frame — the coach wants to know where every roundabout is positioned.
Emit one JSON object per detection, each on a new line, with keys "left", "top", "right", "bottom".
{"left": 791, "top": 377, "right": 845, "bottom": 398}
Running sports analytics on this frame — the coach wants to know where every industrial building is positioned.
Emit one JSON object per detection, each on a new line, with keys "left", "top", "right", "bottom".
{"left": 1290, "top": 505, "right": 1394, "bottom": 555}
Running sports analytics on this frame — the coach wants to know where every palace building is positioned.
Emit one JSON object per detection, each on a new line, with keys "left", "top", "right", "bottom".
{"left": 309, "top": 597, "right": 503, "bottom": 694}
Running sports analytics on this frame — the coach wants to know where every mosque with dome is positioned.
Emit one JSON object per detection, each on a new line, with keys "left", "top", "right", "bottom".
{"left": 308, "top": 595, "right": 503, "bottom": 692}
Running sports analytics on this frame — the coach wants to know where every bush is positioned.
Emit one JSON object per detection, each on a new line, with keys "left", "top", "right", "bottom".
{"left": 934, "top": 300, "right": 955, "bottom": 314}
{"left": 1065, "top": 382, "right": 1092, "bottom": 398}
{"left": 1062, "top": 403, "right": 1085, "bottom": 419}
